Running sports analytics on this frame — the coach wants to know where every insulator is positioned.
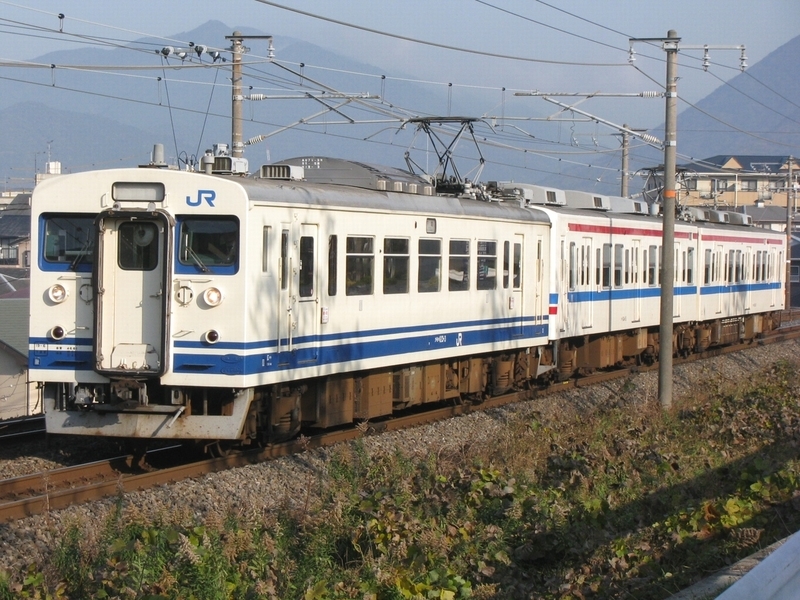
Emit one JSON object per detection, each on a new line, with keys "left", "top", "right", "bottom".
{"left": 248, "top": 94, "right": 266, "bottom": 101}
{"left": 641, "top": 91, "right": 661, "bottom": 98}
{"left": 246, "top": 135, "right": 266, "bottom": 146}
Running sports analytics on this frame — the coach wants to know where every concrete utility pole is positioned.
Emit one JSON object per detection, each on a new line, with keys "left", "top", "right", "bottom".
{"left": 621, "top": 125, "right": 631, "bottom": 197}
{"left": 659, "top": 30, "right": 680, "bottom": 410}
{"left": 788, "top": 156, "right": 794, "bottom": 308}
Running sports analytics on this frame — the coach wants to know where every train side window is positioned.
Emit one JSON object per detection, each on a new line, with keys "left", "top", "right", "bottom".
{"left": 448, "top": 239, "right": 470, "bottom": 291}
{"left": 299, "top": 236, "right": 314, "bottom": 298}
{"left": 625, "top": 248, "right": 630, "bottom": 285}
{"left": 513, "top": 242, "right": 522, "bottom": 289}
{"left": 704, "top": 249, "right": 712, "bottom": 285}
{"left": 648, "top": 245, "right": 657, "bottom": 286}
{"left": 596, "top": 248, "right": 602, "bottom": 286}
{"left": 328, "top": 235, "right": 337, "bottom": 296}
{"left": 118, "top": 222, "right": 158, "bottom": 271}
{"left": 280, "top": 230, "right": 289, "bottom": 290}
{"left": 384, "top": 237, "right": 409, "bottom": 294}
{"left": 503, "top": 241, "right": 510, "bottom": 289}
{"left": 418, "top": 238, "right": 441, "bottom": 293}
{"left": 346, "top": 236, "right": 374, "bottom": 295}
{"left": 477, "top": 240, "right": 497, "bottom": 291}
{"left": 614, "top": 244, "right": 623, "bottom": 287}
{"left": 602, "top": 243, "right": 611, "bottom": 288}
{"left": 41, "top": 214, "right": 95, "bottom": 271}
{"left": 658, "top": 246, "right": 663, "bottom": 285}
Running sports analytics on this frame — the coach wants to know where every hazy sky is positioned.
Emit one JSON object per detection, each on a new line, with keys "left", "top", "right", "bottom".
{"left": 1, "top": 0, "right": 797, "bottom": 188}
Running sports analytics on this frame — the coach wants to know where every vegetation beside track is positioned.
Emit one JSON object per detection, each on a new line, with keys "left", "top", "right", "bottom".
{"left": 2, "top": 355, "right": 800, "bottom": 599}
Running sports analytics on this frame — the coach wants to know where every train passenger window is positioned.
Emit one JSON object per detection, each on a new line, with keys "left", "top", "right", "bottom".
{"left": 503, "top": 241, "right": 510, "bottom": 289}
{"left": 418, "top": 238, "right": 441, "bottom": 293}
{"left": 384, "top": 238, "right": 409, "bottom": 294}
{"left": 118, "top": 222, "right": 158, "bottom": 271}
{"left": 346, "top": 236, "right": 374, "bottom": 295}
{"left": 41, "top": 215, "right": 95, "bottom": 271}
{"left": 728, "top": 250, "right": 735, "bottom": 283}
{"left": 328, "top": 235, "right": 337, "bottom": 296}
{"left": 596, "top": 248, "right": 601, "bottom": 286}
{"left": 514, "top": 243, "right": 522, "bottom": 289}
{"left": 602, "top": 244, "right": 611, "bottom": 288}
{"left": 449, "top": 240, "right": 470, "bottom": 291}
{"left": 625, "top": 249, "right": 630, "bottom": 285}
{"left": 658, "top": 246, "right": 663, "bottom": 285}
{"left": 614, "top": 244, "right": 623, "bottom": 287}
{"left": 299, "top": 236, "right": 314, "bottom": 298}
{"left": 704, "top": 249, "right": 712, "bottom": 285}
{"left": 477, "top": 240, "right": 497, "bottom": 291}
{"left": 735, "top": 250, "right": 742, "bottom": 283}
{"left": 687, "top": 247, "right": 694, "bottom": 284}
{"left": 177, "top": 217, "right": 238, "bottom": 274}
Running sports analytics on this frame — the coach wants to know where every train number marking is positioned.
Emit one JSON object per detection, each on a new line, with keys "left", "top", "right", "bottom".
{"left": 434, "top": 335, "right": 447, "bottom": 344}
{"left": 186, "top": 189, "right": 217, "bottom": 207}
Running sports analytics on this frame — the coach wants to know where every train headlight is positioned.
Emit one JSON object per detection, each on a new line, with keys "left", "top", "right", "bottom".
{"left": 48, "top": 284, "right": 68, "bottom": 304}
{"left": 202, "top": 287, "right": 223, "bottom": 307}
{"left": 49, "top": 325, "right": 66, "bottom": 341}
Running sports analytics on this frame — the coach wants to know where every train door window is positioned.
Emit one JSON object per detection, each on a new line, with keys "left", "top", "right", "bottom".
{"left": 581, "top": 243, "right": 590, "bottom": 286}
{"left": 631, "top": 247, "right": 639, "bottom": 284}
{"left": 513, "top": 242, "right": 522, "bottom": 289}
{"left": 384, "top": 237, "right": 409, "bottom": 294}
{"left": 280, "top": 230, "right": 289, "bottom": 290}
{"left": 687, "top": 247, "right": 695, "bottom": 284}
{"left": 727, "top": 250, "right": 734, "bottom": 283}
{"left": 328, "top": 235, "right": 337, "bottom": 296}
{"left": 119, "top": 222, "right": 158, "bottom": 271}
{"left": 419, "top": 238, "right": 441, "bottom": 293}
{"left": 449, "top": 239, "right": 470, "bottom": 291}
{"left": 614, "top": 244, "right": 623, "bottom": 287}
{"left": 735, "top": 250, "right": 742, "bottom": 283}
{"left": 704, "top": 249, "right": 712, "bottom": 284}
{"left": 503, "top": 241, "right": 510, "bottom": 289}
{"left": 262, "top": 226, "right": 271, "bottom": 273}
{"left": 648, "top": 245, "right": 657, "bottom": 286}
{"left": 596, "top": 248, "right": 602, "bottom": 286}
{"left": 658, "top": 246, "right": 663, "bottom": 285}
{"left": 346, "top": 236, "right": 374, "bottom": 296}
{"left": 624, "top": 249, "right": 630, "bottom": 284}
{"left": 42, "top": 214, "right": 95, "bottom": 271}
{"left": 569, "top": 242, "right": 577, "bottom": 291}
{"left": 602, "top": 243, "right": 611, "bottom": 288}
{"left": 676, "top": 248, "right": 681, "bottom": 283}
{"left": 791, "top": 265, "right": 800, "bottom": 284}
{"left": 299, "top": 236, "right": 314, "bottom": 298}
{"left": 762, "top": 251, "right": 768, "bottom": 281}
{"left": 477, "top": 240, "right": 497, "bottom": 290}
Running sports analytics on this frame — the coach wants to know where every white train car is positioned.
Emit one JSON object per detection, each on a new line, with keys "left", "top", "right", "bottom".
{"left": 488, "top": 182, "right": 785, "bottom": 375}
{"left": 29, "top": 158, "right": 553, "bottom": 447}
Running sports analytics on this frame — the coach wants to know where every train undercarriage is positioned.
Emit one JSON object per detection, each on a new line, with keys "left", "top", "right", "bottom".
{"left": 45, "top": 312, "right": 781, "bottom": 454}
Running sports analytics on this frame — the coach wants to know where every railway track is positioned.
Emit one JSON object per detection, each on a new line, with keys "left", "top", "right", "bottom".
{"left": 2, "top": 321, "right": 799, "bottom": 524}
{"left": 0, "top": 416, "right": 46, "bottom": 443}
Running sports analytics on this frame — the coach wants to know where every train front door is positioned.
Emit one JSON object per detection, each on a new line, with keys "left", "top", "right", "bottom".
{"left": 95, "top": 215, "right": 166, "bottom": 374}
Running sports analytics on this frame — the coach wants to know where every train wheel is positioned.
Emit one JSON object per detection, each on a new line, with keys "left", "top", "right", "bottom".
{"left": 206, "top": 440, "right": 233, "bottom": 458}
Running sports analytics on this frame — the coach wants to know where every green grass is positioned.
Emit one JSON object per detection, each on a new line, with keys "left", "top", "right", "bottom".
{"left": 3, "top": 358, "right": 800, "bottom": 599}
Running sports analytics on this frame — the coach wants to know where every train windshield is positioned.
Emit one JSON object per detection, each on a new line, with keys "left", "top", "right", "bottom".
{"left": 41, "top": 214, "right": 95, "bottom": 271}
{"left": 177, "top": 217, "right": 239, "bottom": 274}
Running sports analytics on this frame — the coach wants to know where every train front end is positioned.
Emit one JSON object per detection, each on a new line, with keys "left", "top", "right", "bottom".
{"left": 29, "top": 168, "right": 254, "bottom": 442}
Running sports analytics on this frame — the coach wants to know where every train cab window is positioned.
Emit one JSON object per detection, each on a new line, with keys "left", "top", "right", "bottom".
{"left": 384, "top": 238, "right": 409, "bottom": 294}
{"left": 41, "top": 215, "right": 95, "bottom": 271}
{"left": 477, "top": 240, "right": 497, "bottom": 290}
{"left": 346, "top": 236, "right": 374, "bottom": 295}
{"left": 299, "top": 236, "right": 314, "bottom": 298}
{"left": 328, "top": 235, "right": 337, "bottom": 296}
{"left": 513, "top": 242, "right": 522, "bottom": 289}
{"left": 177, "top": 217, "right": 238, "bottom": 274}
{"left": 448, "top": 240, "right": 470, "bottom": 291}
{"left": 118, "top": 222, "right": 158, "bottom": 271}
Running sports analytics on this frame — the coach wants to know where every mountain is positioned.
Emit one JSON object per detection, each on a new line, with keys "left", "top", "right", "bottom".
{"left": 1, "top": 20, "right": 797, "bottom": 195}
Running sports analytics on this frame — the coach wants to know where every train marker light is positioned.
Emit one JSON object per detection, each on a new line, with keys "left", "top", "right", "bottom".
{"left": 203, "top": 287, "right": 223, "bottom": 307}
{"left": 204, "top": 330, "right": 220, "bottom": 344}
{"left": 49, "top": 325, "right": 66, "bottom": 340}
